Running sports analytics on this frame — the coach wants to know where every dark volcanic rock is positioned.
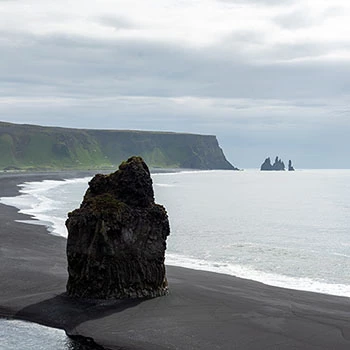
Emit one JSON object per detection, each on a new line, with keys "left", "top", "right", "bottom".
{"left": 272, "top": 156, "right": 285, "bottom": 171}
{"left": 260, "top": 156, "right": 285, "bottom": 171}
{"left": 260, "top": 157, "right": 273, "bottom": 171}
{"left": 288, "top": 160, "right": 295, "bottom": 171}
{"left": 66, "top": 156, "right": 170, "bottom": 299}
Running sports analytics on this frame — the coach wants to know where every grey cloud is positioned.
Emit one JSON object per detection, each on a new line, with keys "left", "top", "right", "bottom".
{"left": 217, "top": 0, "right": 295, "bottom": 6}
{"left": 273, "top": 5, "right": 346, "bottom": 30}
{"left": 261, "top": 42, "right": 334, "bottom": 61}
{"left": 2, "top": 30, "right": 349, "bottom": 102}
{"left": 97, "top": 15, "right": 138, "bottom": 30}
{"left": 274, "top": 10, "right": 314, "bottom": 29}
{"left": 223, "top": 30, "right": 265, "bottom": 46}
{"left": 323, "top": 6, "right": 345, "bottom": 18}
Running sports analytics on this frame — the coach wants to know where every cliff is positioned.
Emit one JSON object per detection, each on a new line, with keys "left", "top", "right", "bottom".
{"left": 0, "top": 121, "right": 236, "bottom": 171}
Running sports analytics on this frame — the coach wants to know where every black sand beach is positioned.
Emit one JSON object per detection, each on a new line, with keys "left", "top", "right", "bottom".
{"left": 1, "top": 173, "right": 350, "bottom": 349}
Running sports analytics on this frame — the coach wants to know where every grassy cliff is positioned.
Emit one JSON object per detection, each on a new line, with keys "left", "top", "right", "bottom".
{"left": 0, "top": 121, "right": 236, "bottom": 171}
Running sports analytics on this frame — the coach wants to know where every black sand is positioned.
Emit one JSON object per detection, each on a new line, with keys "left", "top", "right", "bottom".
{"left": 1, "top": 172, "right": 350, "bottom": 349}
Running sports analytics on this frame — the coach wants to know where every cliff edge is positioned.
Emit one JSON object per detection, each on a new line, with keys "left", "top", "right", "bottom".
{"left": 0, "top": 121, "right": 237, "bottom": 171}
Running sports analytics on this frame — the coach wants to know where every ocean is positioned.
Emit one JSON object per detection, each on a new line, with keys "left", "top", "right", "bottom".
{"left": 0, "top": 318, "right": 97, "bottom": 350}
{"left": 2, "top": 169, "right": 350, "bottom": 348}
{"left": 2, "top": 169, "right": 350, "bottom": 298}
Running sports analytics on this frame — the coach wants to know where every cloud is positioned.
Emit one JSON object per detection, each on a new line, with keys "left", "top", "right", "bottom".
{"left": 274, "top": 9, "right": 315, "bottom": 29}
{"left": 2, "top": 29, "right": 350, "bottom": 103}
{"left": 217, "top": 0, "right": 295, "bottom": 5}
{"left": 97, "top": 15, "right": 138, "bottom": 31}
{"left": 1, "top": 0, "right": 350, "bottom": 167}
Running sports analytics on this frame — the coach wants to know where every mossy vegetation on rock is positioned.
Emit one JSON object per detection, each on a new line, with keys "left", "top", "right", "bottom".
{"left": 65, "top": 156, "right": 170, "bottom": 299}
{"left": 0, "top": 121, "right": 237, "bottom": 171}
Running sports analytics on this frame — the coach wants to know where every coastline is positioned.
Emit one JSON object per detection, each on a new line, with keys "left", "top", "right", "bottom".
{"left": 1, "top": 172, "right": 350, "bottom": 349}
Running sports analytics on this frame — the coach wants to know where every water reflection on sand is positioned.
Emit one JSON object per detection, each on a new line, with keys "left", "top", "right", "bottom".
{"left": 0, "top": 319, "right": 105, "bottom": 350}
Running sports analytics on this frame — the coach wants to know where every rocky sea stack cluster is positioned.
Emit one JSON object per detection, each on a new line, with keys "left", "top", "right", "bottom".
{"left": 260, "top": 157, "right": 295, "bottom": 171}
{"left": 66, "top": 156, "right": 170, "bottom": 299}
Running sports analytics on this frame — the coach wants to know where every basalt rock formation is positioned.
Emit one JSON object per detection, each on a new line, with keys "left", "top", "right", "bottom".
{"left": 260, "top": 157, "right": 273, "bottom": 171}
{"left": 66, "top": 156, "right": 170, "bottom": 299}
{"left": 260, "top": 156, "right": 285, "bottom": 171}
{"left": 272, "top": 156, "right": 285, "bottom": 171}
{"left": 288, "top": 160, "right": 295, "bottom": 171}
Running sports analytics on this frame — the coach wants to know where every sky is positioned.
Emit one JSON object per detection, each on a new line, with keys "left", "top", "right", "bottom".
{"left": 1, "top": 0, "right": 350, "bottom": 168}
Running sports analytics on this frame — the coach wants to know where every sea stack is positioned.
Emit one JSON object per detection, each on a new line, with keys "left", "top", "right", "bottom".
{"left": 288, "top": 160, "right": 295, "bottom": 171}
{"left": 272, "top": 156, "right": 285, "bottom": 171}
{"left": 260, "top": 156, "right": 285, "bottom": 171}
{"left": 66, "top": 156, "right": 170, "bottom": 299}
{"left": 260, "top": 157, "right": 273, "bottom": 171}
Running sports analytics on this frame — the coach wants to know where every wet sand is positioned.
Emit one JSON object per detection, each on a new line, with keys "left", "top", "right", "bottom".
{"left": 0, "top": 172, "right": 350, "bottom": 349}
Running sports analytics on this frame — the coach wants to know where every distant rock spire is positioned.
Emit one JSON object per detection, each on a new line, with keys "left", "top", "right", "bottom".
{"left": 260, "top": 157, "right": 273, "bottom": 171}
{"left": 288, "top": 160, "right": 295, "bottom": 171}
{"left": 272, "top": 156, "right": 285, "bottom": 171}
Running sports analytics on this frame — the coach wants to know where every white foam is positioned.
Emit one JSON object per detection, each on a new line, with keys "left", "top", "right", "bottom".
{"left": 0, "top": 177, "right": 90, "bottom": 237}
{"left": 333, "top": 252, "right": 350, "bottom": 258}
{"left": 154, "top": 183, "right": 177, "bottom": 187}
{"left": 165, "top": 253, "right": 350, "bottom": 298}
{"left": 152, "top": 170, "right": 221, "bottom": 176}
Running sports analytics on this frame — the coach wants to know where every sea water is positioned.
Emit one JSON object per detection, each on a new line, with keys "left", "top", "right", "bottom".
{"left": 0, "top": 319, "right": 99, "bottom": 349}
{"left": 2, "top": 169, "right": 350, "bottom": 297}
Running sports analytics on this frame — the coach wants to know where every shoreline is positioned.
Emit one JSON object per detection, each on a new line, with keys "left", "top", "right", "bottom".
{"left": 4, "top": 170, "right": 350, "bottom": 299}
{"left": 1, "top": 172, "right": 350, "bottom": 349}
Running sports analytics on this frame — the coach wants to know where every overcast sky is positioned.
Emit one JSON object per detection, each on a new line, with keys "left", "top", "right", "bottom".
{"left": 1, "top": 0, "right": 350, "bottom": 168}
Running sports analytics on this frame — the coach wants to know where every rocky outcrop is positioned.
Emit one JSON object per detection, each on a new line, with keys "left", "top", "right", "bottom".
{"left": 66, "top": 156, "right": 170, "bottom": 299}
{"left": 272, "top": 156, "right": 285, "bottom": 171}
{"left": 260, "top": 157, "right": 273, "bottom": 171}
{"left": 288, "top": 160, "right": 295, "bottom": 171}
{"left": 260, "top": 156, "right": 285, "bottom": 171}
